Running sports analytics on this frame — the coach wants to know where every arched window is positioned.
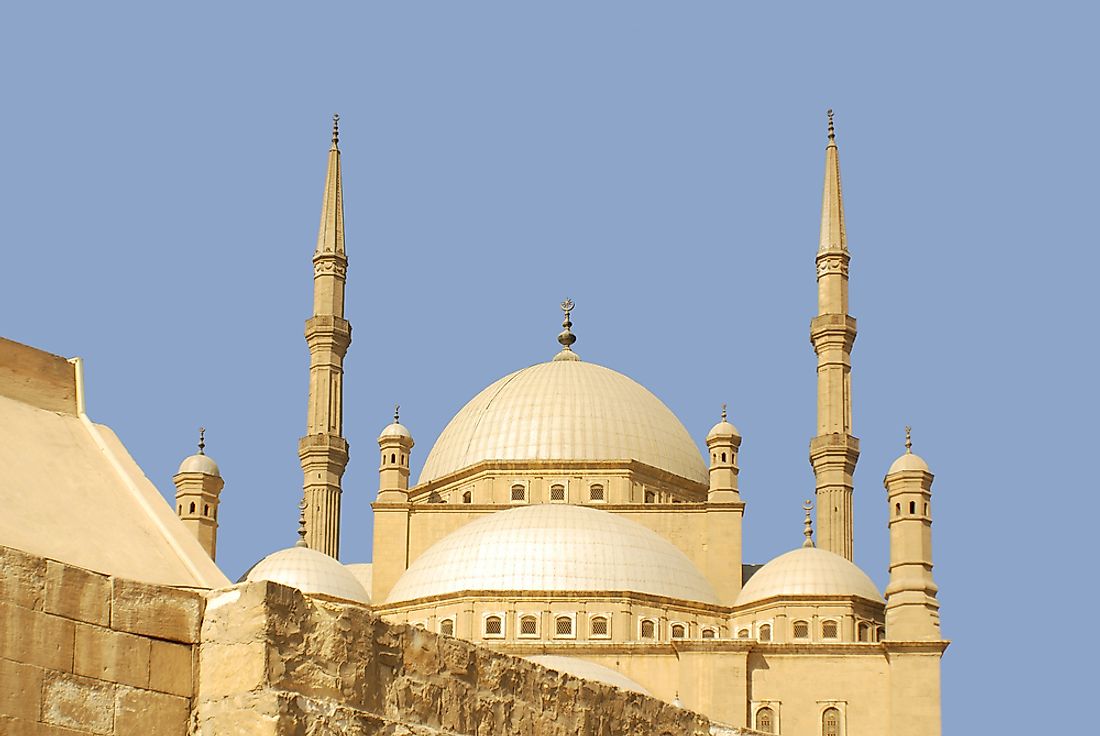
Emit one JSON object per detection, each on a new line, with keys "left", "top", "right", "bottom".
{"left": 823, "top": 706, "right": 841, "bottom": 736}
{"left": 520, "top": 615, "right": 538, "bottom": 637}
{"left": 876, "top": 626, "right": 886, "bottom": 641}
{"left": 484, "top": 615, "right": 503, "bottom": 637}
{"left": 736, "top": 628, "right": 748, "bottom": 639}
{"left": 671, "top": 623, "right": 686, "bottom": 639}
{"left": 895, "top": 502, "right": 901, "bottom": 516}
{"left": 640, "top": 619, "right": 656, "bottom": 639}
{"left": 400, "top": 454, "right": 406, "bottom": 465}
{"left": 439, "top": 619, "right": 454, "bottom": 636}
{"left": 550, "top": 483, "right": 565, "bottom": 501}
{"left": 792, "top": 620, "right": 810, "bottom": 639}
{"left": 177, "top": 505, "right": 182, "bottom": 514}
{"left": 390, "top": 453, "right": 396, "bottom": 464}
{"left": 909, "top": 500, "right": 916, "bottom": 514}
{"left": 822, "top": 620, "right": 839, "bottom": 639}
{"left": 589, "top": 484, "right": 605, "bottom": 501}
{"left": 721, "top": 452, "right": 727, "bottom": 463}
{"left": 644, "top": 490, "right": 656, "bottom": 504}
{"left": 858, "top": 622, "right": 870, "bottom": 642}
{"left": 462, "top": 490, "right": 472, "bottom": 504}
{"left": 555, "top": 616, "right": 573, "bottom": 637}
{"left": 924, "top": 502, "right": 929, "bottom": 515}
{"left": 758, "top": 624, "right": 772, "bottom": 642}
{"left": 590, "top": 616, "right": 609, "bottom": 638}
{"left": 203, "top": 504, "right": 209, "bottom": 516}
{"left": 756, "top": 706, "right": 775, "bottom": 733}
{"left": 189, "top": 502, "right": 195, "bottom": 514}
{"left": 703, "top": 627, "right": 718, "bottom": 639}
{"left": 511, "top": 484, "right": 526, "bottom": 502}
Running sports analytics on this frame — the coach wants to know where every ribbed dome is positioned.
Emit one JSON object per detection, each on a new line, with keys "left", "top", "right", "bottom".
{"left": 888, "top": 451, "right": 930, "bottom": 474}
{"left": 418, "top": 359, "right": 707, "bottom": 485}
{"left": 177, "top": 453, "right": 220, "bottom": 476}
{"left": 526, "top": 656, "right": 651, "bottom": 695}
{"left": 735, "top": 547, "right": 881, "bottom": 607}
{"left": 242, "top": 546, "right": 371, "bottom": 604}
{"left": 386, "top": 504, "right": 718, "bottom": 604}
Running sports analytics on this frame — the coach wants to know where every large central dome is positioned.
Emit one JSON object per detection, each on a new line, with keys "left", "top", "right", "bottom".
{"left": 418, "top": 358, "right": 707, "bottom": 485}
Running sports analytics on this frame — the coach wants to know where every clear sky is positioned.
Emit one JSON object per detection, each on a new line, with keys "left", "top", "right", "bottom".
{"left": 1, "top": 1, "right": 1095, "bottom": 730}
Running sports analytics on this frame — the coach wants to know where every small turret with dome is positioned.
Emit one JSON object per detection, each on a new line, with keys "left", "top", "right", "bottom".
{"left": 242, "top": 501, "right": 371, "bottom": 604}
{"left": 377, "top": 405, "right": 414, "bottom": 503}
{"left": 173, "top": 427, "right": 224, "bottom": 560}
{"left": 706, "top": 403, "right": 742, "bottom": 502}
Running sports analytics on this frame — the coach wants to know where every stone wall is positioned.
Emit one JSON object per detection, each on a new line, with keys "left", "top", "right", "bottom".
{"left": 0, "top": 545, "right": 202, "bottom": 736}
{"left": 198, "top": 581, "right": 730, "bottom": 736}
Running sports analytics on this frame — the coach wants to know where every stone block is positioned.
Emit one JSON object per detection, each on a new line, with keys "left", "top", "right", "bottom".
{"left": 197, "top": 641, "right": 267, "bottom": 698}
{"left": 148, "top": 640, "right": 193, "bottom": 697}
{"left": 0, "top": 546, "right": 47, "bottom": 611}
{"left": 74, "top": 623, "right": 150, "bottom": 689}
{"left": 110, "top": 579, "right": 203, "bottom": 644}
{"left": 114, "top": 686, "right": 189, "bottom": 736}
{"left": 0, "top": 715, "right": 90, "bottom": 736}
{"left": 44, "top": 561, "right": 111, "bottom": 627}
{"left": 41, "top": 671, "right": 114, "bottom": 735}
{"left": 0, "top": 602, "right": 75, "bottom": 672}
{"left": 0, "top": 657, "right": 44, "bottom": 721}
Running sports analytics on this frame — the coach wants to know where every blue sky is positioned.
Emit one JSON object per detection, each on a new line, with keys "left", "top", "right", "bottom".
{"left": 1, "top": 2, "right": 1095, "bottom": 729}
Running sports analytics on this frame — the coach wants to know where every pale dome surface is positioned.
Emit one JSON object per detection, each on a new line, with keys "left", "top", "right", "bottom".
{"left": 418, "top": 359, "right": 707, "bottom": 485}
{"left": 177, "top": 453, "right": 220, "bottom": 476}
{"left": 526, "top": 655, "right": 651, "bottom": 695}
{"left": 386, "top": 504, "right": 719, "bottom": 604}
{"left": 888, "top": 451, "right": 930, "bottom": 474}
{"left": 378, "top": 422, "right": 413, "bottom": 442}
{"left": 243, "top": 546, "right": 371, "bottom": 604}
{"left": 735, "top": 546, "right": 881, "bottom": 607}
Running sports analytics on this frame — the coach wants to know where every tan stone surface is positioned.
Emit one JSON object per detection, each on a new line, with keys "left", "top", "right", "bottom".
{"left": 0, "top": 602, "right": 75, "bottom": 672}
{"left": 74, "top": 624, "right": 150, "bottom": 689}
{"left": 110, "top": 578, "right": 203, "bottom": 644}
{"left": 148, "top": 640, "right": 193, "bottom": 697}
{"left": 0, "top": 338, "right": 78, "bottom": 415}
{"left": 45, "top": 562, "right": 111, "bottom": 627}
{"left": 0, "top": 545, "right": 47, "bottom": 611}
{"left": 41, "top": 671, "right": 115, "bottom": 735}
{"left": 114, "top": 687, "right": 188, "bottom": 736}
{"left": 0, "top": 657, "right": 44, "bottom": 722}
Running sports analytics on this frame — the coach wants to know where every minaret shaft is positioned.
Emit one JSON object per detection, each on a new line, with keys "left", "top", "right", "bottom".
{"left": 809, "top": 114, "right": 859, "bottom": 560}
{"left": 299, "top": 121, "right": 350, "bottom": 559}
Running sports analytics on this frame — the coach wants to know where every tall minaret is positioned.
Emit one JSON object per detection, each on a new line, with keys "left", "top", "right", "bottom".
{"left": 298, "top": 114, "right": 351, "bottom": 558}
{"left": 809, "top": 110, "right": 860, "bottom": 560}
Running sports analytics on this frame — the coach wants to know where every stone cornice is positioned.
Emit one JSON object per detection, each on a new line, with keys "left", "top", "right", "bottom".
{"left": 374, "top": 589, "right": 731, "bottom": 616}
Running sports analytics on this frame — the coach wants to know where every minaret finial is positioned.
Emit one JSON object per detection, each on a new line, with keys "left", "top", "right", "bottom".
{"left": 827, "top": 108, "right": 835, "bottom": 141}
{"left": 803, "top": 499, "right": 815, "bottom": 548}
{"left": 394, "top": 404, "right": 400, "bottom": 423}
{"left": 553, "top": 298, "right": 580, "bottom": 360}
{"left": 296, "top": 500, "right": 308, "bottom": 547}
{"left": 197, "top": 427, "right": 206, "bottom": 455}
{"left": 331, "top": 113, "right": 340, "bottom": 149}
{"left": 721, "top": 403, "right": 727, "bottom": 422}
{"left": 905, "top": 425, "right": 912, "bottom": 454}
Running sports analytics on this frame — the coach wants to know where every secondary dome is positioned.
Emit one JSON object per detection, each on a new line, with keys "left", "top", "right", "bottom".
{"left": 526, "top": 656, "right": 651, "bottom": 696}
{"left": 241, "top": 546, "right": 371, "bottom": 604}
{"left": 386, "top": 504, "right": 719, "bottom": 604}
{"left": 735, "top": 547, "right": 881, "bottom": 607}
{"left": 418, "top": 359, "right": 707, "bottom": 485}
{"left": 177, "top": 453, "right": 219, "bottom": 476}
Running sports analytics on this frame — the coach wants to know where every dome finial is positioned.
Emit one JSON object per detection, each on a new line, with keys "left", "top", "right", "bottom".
{"left": 296, "top": 500, "right": 308, "bottom": 547}
{"left": 827, "top": 108, "right": 835, "bottom": 141}
{"left": 721, "top": 403, "right": 727, "bottom": 422}
{"left": 553, "top": 298, "right": 580, "bottom": 360}
{"left": 802, "top": 499, "right": 815, "bottom": 548}
{"left": 331, "top": 113, "right": 340, "bottom": 149}
{"left": 394, "top": 403, "right": 400, "bottom": 423}
{"left": 905, "top": 425, "right": 912, "bottom": 454}
{"left": 197, "top": 426, "right": 206, "bottom": 455}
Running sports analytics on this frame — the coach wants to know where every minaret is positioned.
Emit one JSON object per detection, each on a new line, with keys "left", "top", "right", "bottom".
{"left": 808, "top": 110, "right": 860, "bottom": 560}
{"left": 884, "top": 427, "right": 941, "bottom": 639}
{"left": 377, "top": 405, "right": 414, "bottom": 502}
{"left": 706, "top": 404, "right": 741, "bottom": 502}
{"left": 298, "top": 114, "right": 351, "bottom": 558}
{"left": 173, "top": 427, "right": 224, "bottom": 560}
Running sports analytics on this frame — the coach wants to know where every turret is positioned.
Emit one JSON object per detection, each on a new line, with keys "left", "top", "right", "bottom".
{"left": 809, "top": 110, "right": 860, "bottom": 560}
{"left": 299, "top": 114, "right": 352, "bottom": 558}
{"left": 705, "top": 404, "right": 741, "bottom": 502}
{"left": 884, "top": 427, "right": 940, "bottom": 640}
{"left": 378, "top": 405, "right": 414, "bottom": 502}
{"left": 173, "top": 427, "right": 223, "bottom": 560}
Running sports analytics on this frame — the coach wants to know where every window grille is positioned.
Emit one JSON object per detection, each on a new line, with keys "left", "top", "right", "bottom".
{"left": 822, "top": 620, "right": 839, "bottom": 639}
{"left": 640, "top": 619, "right": 656, "bottom": 639}
{"left": 823, "top": 707, "right": 841, "bottom": 736}
{"left": 520, "top": 616, "right": 538, "bottom": 636}
{"left": 440, "top": 619, "right": 454, "bottom": 636}
{"left": 756, "top": 707, "right": 775, "bottom": 733}
{"left": 590, "top": 617, "right": 609, "bottom": 637}
{"left": 589, "top": 484, "right": 605, "bottom": 501}
{"left": 758, "top": 624, "right": 772, "bottom": 642}
{"left": 793, "top": 620, "right": 810, "bottom": 639}
{"left": 555, "top": 616, "right": 573, "bottom": 636}
{"left": 550, "top": 484, "right": 565, "bottom": 501}
{"left": 511, "top": 484, "right": 526, "bottom": 502}
{"left": 671, "top": 624, "right": 686, "bottom": 639}
{"left": 484, "top": 616, "right": 502, "bottom": 636}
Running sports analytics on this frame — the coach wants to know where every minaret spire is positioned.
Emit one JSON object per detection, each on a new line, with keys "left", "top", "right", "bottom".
{"left": 809, "top": 110, "right": 860, "bottom": 560}
{"left": 299, "top": 115, "right": 352, "bottom": 558}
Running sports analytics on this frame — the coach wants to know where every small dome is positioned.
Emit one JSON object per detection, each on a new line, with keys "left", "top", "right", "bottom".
{"left": 735, "top": 546, "right": 881, "bottom": 607}
{"left": 386, "top": 504, "right": 718, "bottom": 604}
{"left": 419, "top": 360, "right": 707, "bottom": 485}
{"left": 888, "top": 451, "right": 930, "bottom": 474}
{"left": 526, "top": 656, "right": 650, "bottom": 696}
{"left": 345, "top": 562, "right": 373, "bottom": 595}
{"left": 378, "top": 422, "right": 413, "bottom": 443}
{"left": 177, "top": 453, "right": 220, "bottom": 476}
{"left": 706, "top": 420, "right": 741, "bottom": 442}
{"left": 241, "top": 546, "right": 370, "bottom": 604}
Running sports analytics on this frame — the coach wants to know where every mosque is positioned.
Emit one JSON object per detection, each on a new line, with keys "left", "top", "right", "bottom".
{"left": 0, "top": 112, "right": 944, "bottom": 735}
